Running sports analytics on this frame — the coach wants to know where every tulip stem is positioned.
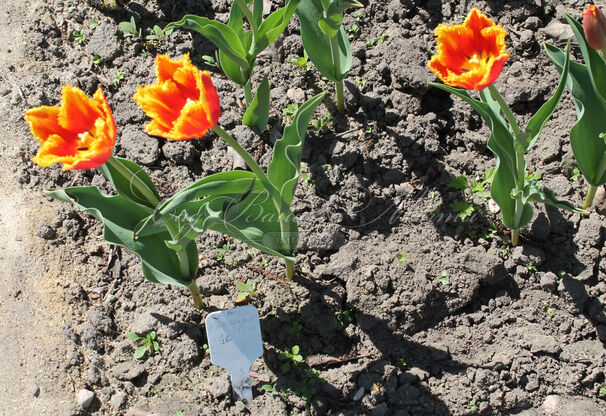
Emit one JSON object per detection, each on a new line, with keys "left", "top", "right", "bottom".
{"left": 186, "top": 280, "right": 205, "bottom": 309}
{"left": 243, "top": 81, "right": 253, "bottom": 107}
{"left": 488, "top": 85, "right": 522, "bottom": 140}
{"left": 583, "top": 185, "right": 598, "bottom": 209}
{"left": 212, "top": 125, "right": 297, "bottom": 279}
{"left": 329, "top": 35, "right": 345, "bottom": 112}
{"left": 511, "top": 228, "right": 519, "bottom": 246}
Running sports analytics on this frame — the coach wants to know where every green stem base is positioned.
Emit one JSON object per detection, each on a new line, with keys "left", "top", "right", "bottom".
{"left": 285, "top": 258, "right": 295, "bottom": 281}
{"left": 187, "top": 280, "right": 205, "bottom": 309}
{"left": 511, "top": 229, "right": 520, "bottom": 247}
{"left": 583, "top": 185, "right": 598, "bottom": 210}
{"left": 335, "top": 79, "right": 344, "bottom": 112}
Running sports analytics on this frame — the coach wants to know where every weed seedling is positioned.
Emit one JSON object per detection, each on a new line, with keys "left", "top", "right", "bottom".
{"left": 396, "top": 358, "right": 407, "bottom": 369}
{"left": 543, "top": 297, "right": 555, "bottom": 317}
{"left": 599, "top": 383, "right": 606, "bottom": 397}
{"left": 335, "top": 309, "right": 355, "bottom": 330}
{"left": 146, "top": 25, "right": 174, "bottom": 41}
{"left": 300, "top": 162, "right": 312, "bottom": 187}
{"left": 347, "top": 23, "right": 361, "bottom": 40}
{"left": 569, "top": 167, "right": 581, "bottom": 182}
{"left": 282, "top": 103, "right": 299, "bottom": 125}
{"left": 127, "top": 331, "right": 160, "bottom": 359}
{"left": 288, "top": 318, "right": 306, "bottom": 337}
{"left": 72, "top": 30, "right": 86, "bottom": 45}
{"left": 311, "top": 114, "right": 334, "bottom": 132}
{"left": 214, "top": 241, "right": 231, "bottom": 262}
{"left": 119, "top": 17, "right": 141, "bottom": 39}
{"left": 235, "top": 279, "right": 256, "bottom": 302}
{"left": 287, "top": 51, "right": 309, "bottom": 69}
{"left": 469, "top": 400, "right": 478, "bottom": 412}
{"left": 113, "top": 71, "right": 125, "bottom": 86}
{"left": 438, "top": 271, "right": 450, "bottom": 286}
{"left": 396, "top": 252, "right": 408, "bottom": 264}
{"left": 202, "top": 343, "right": 210, "bottom": 354}
{"left": 92, "top": 54, "right": 103, "bottom": 65}
{"left": 298, "top": 368, "right": 325, "bottom": 402}
{"left": 278, "top": 345, "right": 303, "bottom": 373}
{"left": 527, "top": 261, "right": 537, "bottom": 272}
{"left": 261, "top": 257, "right": 269, "bottom": 267}
{"left": 89, "top": 18, "right": 100, "bottom": 30}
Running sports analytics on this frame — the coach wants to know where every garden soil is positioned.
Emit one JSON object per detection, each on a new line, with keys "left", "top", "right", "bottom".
{"left": 1, "top": 0, "right": 606, "bottom": 415}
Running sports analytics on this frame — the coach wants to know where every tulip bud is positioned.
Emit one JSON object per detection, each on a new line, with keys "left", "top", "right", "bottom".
{"left": 583, "top": 5, "right": 606, "bottom": 51}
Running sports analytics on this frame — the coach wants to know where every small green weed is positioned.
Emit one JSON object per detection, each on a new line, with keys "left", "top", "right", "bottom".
{"left": 298, "top": 368, "right": 325, "bottom": 402}
{"left": 447, "top": 168, "right": 495, "bottom": 221}
{"left": 300, "top": 162, "right": 312, "bottom": 187}
{"left": 213, "top": 241, "right": 231, "bottom": 261}
{"left": 527, "top": 261, "right": 537, "bottom": 272}
{"left": 543, "top": 297, "right": 555, "bottom": 317}
{"left": 287, "top": 51, "right": 308, "bottom": 68}
{"left": 396, "top": 358, "right": 407, "bottom": 369}
{"left": 235, "top": 279, "right": 256, "bottom": 300}
{"left": 72, "top": 30, "right": 86, "bottom": 45}
{"left": 438, "top": 271, "right": 450, "bottom": 286}
{"left": 335, "top": 309, "right": 355, "bottom": 330}
{"left": 396, "top": 252, "right": 408, "bottom": 263}
{"left": 113, "top": 71, "right": 125, "bottom": 86}
{"left": 92, "top": 54, "right": 103, "bottom": 65}
{"left": 311, "top": 113, "right": 334, "bottom": 132}
{"left": 119, "top": 17, "right": 142, "bottom": 39}
{"left": 127, "top": 331, "right": 160, "bottom": 359}
{"left": 469, "top": 400, "right": 478, "bottom": 412}
{"left": 569, "top": 167, "right": 581, "bottom": 182}
{"left": 146, "top": 25, "right": 174, "bottom": 41}
{"left": 278, "top": 345, "right": 304, "bottom": 373}
{"left": 89, "top": 18, "right": 100, "bottom": 30}
{"left": 599, "top": 383, "right": 606, "bottom": 397}
{"left": 282, "top": 103, "right": 299, "bottom": 125}
{"left": 347, "top": 23, "right": 360, "bottom": 39}
{"left": 354, "top": 76, "right": 367, "bottom": 88}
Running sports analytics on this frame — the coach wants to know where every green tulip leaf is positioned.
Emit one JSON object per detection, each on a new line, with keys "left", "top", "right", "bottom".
{"left": 242, "top": 75, "right": 270, "bottom": 132}
{"left": 167, "top": 16, "right": 250, "bottom": 72}
{"left": 545, "top": 42, "right": 606, "bottom": 186}
{"left": 45, "top": 187, "right": 197, "bottom": 286}
{"left": 296, "top": 0, "right": 352, "bottom": 82}
{"left": 99, "top": 157, "right": 160, "bottom": 209}
{"left": 255, "top": 0, "right": 302, "bottom": 55}
{"left": 564, "top": 13, "right": 606, "bottom": 105}
{"left": 267, "top": 93, "right": 325, "bottom": 207}
{"left": 524, "top": 43, "right": 571, "bottom": 150}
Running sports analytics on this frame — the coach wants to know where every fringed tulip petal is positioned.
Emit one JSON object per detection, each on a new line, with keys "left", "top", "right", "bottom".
{"left": 428, "top": 8, "right": 510, "bottom": 91}
{"left": 24, "top": 87, "right": 116, "bottom": 170}
{"left": 134, "top": 53, "right": 221, "bottom": 141}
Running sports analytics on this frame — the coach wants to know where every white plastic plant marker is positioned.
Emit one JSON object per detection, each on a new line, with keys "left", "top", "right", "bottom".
{"left": 205, "top": 305, "right": 263, "bottom": 405}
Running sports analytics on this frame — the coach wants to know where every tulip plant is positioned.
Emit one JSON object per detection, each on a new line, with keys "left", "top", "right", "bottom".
{"left": 295, "top": 0, "right": 362, "bottom": 112}
{"left": 24, "top": 54, "right": 324, "bottom": 308}
{"left": 428, "top": 8, "right": 584, "bottom": 246}
{"left": 544, "top": 6, "right": 606, "bottom": 209}
{"left": 167, "top": 0, "right": 301, "bottom": 132}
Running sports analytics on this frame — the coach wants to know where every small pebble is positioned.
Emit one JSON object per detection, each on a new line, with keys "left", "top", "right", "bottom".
{"left": 353, "top": 387, "right": 365, "bottom": 401}
{"left": 77, "top": 388, "right": 95, "bottom": 409}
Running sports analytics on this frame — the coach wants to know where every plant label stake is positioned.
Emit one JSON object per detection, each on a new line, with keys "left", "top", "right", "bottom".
{"left": 205, "top": 305, "right": 263, "bottom": 405}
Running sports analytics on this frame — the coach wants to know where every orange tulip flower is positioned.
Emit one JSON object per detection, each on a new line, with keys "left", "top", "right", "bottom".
{"left": 133, "top": 54, "right": 221, "bottom": 141}
{"left": 24, "top": 86, "right": 116, "bottom": 170}
{"left": 428, "top": 8, "right": 510, "bottom": 91}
